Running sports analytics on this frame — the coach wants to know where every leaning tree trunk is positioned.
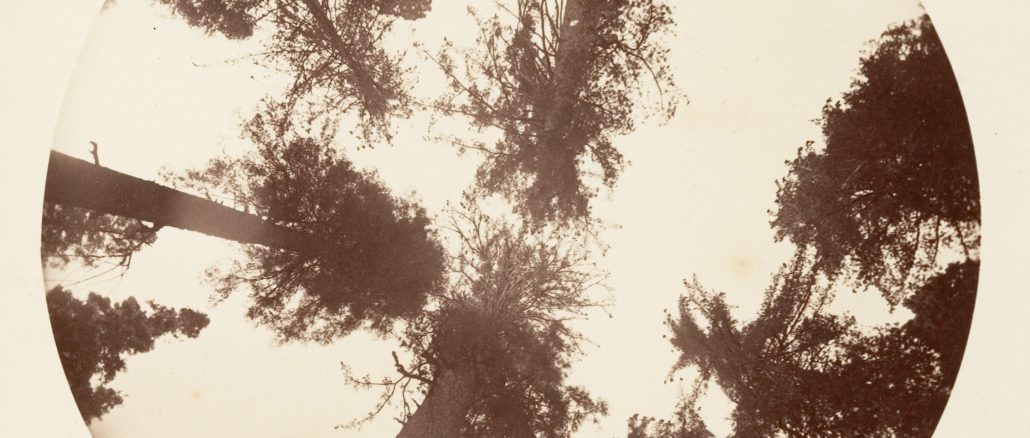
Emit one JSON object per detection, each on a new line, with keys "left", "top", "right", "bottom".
{"left": 396, "top": 365, "right": 478, "bottom": 438}
{"left": 43, "top": 150, "right": 317, "bottom": 252}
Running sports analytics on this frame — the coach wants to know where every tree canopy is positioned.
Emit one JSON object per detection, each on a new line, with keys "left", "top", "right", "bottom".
{"left": 343, "top": 202, "right": 608, "bottom": 437}
{"left": 155, "top": 0, "right": 431, "bottom": 39}
{"left": 434, "top": 0, "right": 678, "bottom": 225}
{"left": 154, "top": 0, "right": 434, "bottom": 144}
{"left": 635, "top": 15, "right": 981, "bottom": 438}
{"left": 655, "top": 257, "right": 977, "bottom": 437}
{"left": 155, "top": 0, "right": 679, "bottom": 224}
{"left": 770, "top": 15, "right": 979, "bottom": 305}
{"left": 46, "top": 286, "right": 210, "bottom": 423}
{"left": 42, "top": 3, "right": 985, "bottom": 437}
{"left": 169, "top": 104, "right": 446, "bottom": 343}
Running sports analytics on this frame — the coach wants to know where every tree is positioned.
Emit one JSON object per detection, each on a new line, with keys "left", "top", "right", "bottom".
{"left": 160, "top": 105, "right": 447, "bottom": 343}
{"left": 635, "top": 16, "right": 982, "bottom": 437}
{"left": 150, "top": 0, "right": 433, "bottom": 144}
{"left": 44, "top": 0, "right": 438, "bottom": 272}
{"left": 650, "top": 256, "right": 976, "bottom": 437}
{"left": 44, "top": 150, "right": 316, "bottom": 254}
{"left": 46, "top": 286, "right": 210, "bottom": 423}
{"left": 41, "top": 146, "right": 319, "bottom": 297}
{"left": 341, "top": 202, "right": 607, "bottom": 437}
{"left": 770, "top": 15, "right": 979, "bottom": 305}
{"left": 433, "top": 0, "right": 678, "bottom": 225}
{"left": 44, "top": 106, "right": 445, "bottom": 344}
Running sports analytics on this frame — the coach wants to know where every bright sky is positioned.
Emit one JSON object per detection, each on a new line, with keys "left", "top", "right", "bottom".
{"left": 48, "top": 1, "right": 927, "bottom": 436}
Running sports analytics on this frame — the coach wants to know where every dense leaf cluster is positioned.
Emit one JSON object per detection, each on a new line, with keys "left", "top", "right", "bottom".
{"left": 170, "top": 106, "right": 446, "bottom": 343}
{"left": 663, "top": 258, "right": 976, "bottom": 437}
{"left": 771, "top": 15, "right": 979, "bottom": 305}
{"left": 636, "top": 15, "right": 981, "bottom": 438}
{"left": 46, "top": 287, "right": 209, "bottom": 423}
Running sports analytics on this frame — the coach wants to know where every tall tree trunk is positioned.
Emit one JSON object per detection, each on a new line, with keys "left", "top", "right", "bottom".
{"left": 535, "top": 0, "right": 605, "bottom": 199}
{"left": 396, "top": 365, "right": 477, "bottom": 438}
{"left": 543, "top": 0, "right": 600, "bottom": 133}
{"left": 43, "top": 150, "right": 317, "bottom": 252}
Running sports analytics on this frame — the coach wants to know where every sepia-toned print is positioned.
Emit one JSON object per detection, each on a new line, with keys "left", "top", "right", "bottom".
{"left": 40, "top": 1, "right": 978, "bottom": 436}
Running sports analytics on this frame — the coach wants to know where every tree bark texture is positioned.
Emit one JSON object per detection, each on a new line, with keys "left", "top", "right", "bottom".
{"left": 535, "top": 0, "right": 603, "bottom": 195}
{"left": 543, "top": 0, "right": 597, "bottom": 134}
{"left": 44, "top": 150, "right": 316, "bottom": 252}
{"left": 396, "top": 365, "right": 477, "bottom": 438}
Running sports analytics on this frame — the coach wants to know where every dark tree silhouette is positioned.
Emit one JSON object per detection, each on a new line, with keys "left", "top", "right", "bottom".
{"left": 634, "top": 15, "right": 981, "bottom": 437}
{"left": 151, "top": 0, "right": 433, "bottom": 144}
{"left": 48, "top": 0, "right": 437, "bottom": 269}
{"left": 341, "top": 202, "right": 607, "bottom": 437}
{"left": 41, "top": 147, "right": 322, "bottom": 293}
{"left": 770, "top": 15, "right": 979, "bottom": 305}
{"left": 46, "top": 286, "right": 210, "bottom": 423}
{"left": 900, "top": 259, "right": 978, "bottom": 390}
{"left": 652, "top": 257, "right": 978, "bottom": 437}
{"left": 433, "top": 0, "right": 678, "bottom": 225}
{"left": 44, "top": 106, "right": 445, "bottom": 345}
{"left": 167, "top": 106, "right": 446, "bottom": 342}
